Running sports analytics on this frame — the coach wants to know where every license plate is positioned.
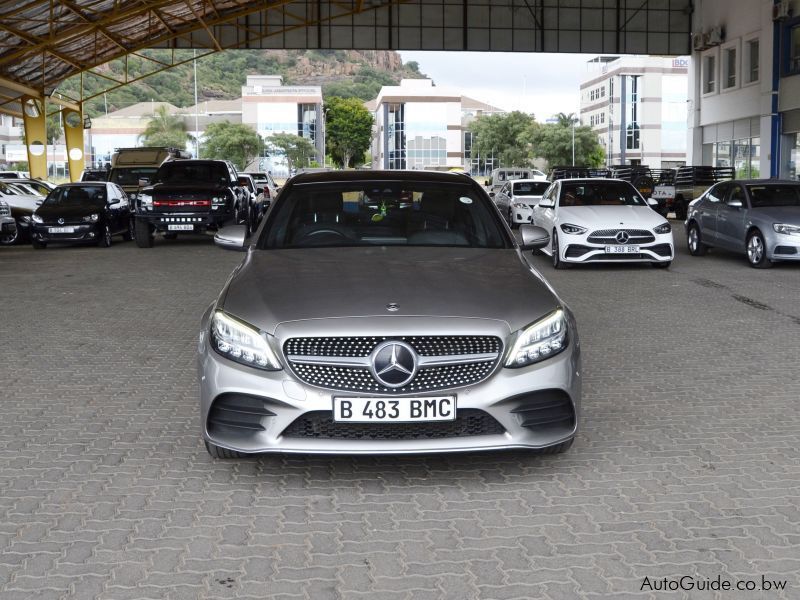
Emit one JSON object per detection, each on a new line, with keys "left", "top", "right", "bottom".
{"left": 605, "top": 245, "right": 640, "bottom": 254}
{"left": 49, "top": 226, "right": 75, "bottom": 234}
{"left": 332, "top": 396, "right": 456, "bottom": 422}
{"left": 168, "top": 224, "right": 194, "bottom": 231}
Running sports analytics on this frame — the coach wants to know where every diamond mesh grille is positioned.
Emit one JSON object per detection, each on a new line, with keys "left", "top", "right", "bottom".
{"left": 284, "top": 335, "right": 501, "bottom": 358}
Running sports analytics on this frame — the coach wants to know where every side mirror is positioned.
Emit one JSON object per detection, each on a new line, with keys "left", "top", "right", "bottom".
{"left": 646, "top": 198, "right": 659, "bottom": 207}
{"left": 538, "top": 200, "right": 554, "bottom": 209}
{"left": 214, "top": 225, "right": 248, "bottom": 251}
{"left": 108, "top": 198, "right": 121, "bottom": 205}
{"left": 138, "top": 178, "right": 150, "bottom": 187}
{"left": 518, "top": 224, "right": 550, "bottom": 250}
{"left": 728, "top": 199, "right": 743, "bottom": 209}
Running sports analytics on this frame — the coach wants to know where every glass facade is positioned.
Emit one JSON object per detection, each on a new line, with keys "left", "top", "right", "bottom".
{"left": 660, "top": 76, "right": 687, "bottom": 152}
{"left": 704, "top": 138, "right": 760, "bottom": 178}
{"left": 297, "top": 103, "right": 317, "bottom": 143}
{"left": 625, "top": 75, "right": 640, "bottom": 150}
{"left": 464, "top": 130, "right": 497, "bottom": 175}
{"left": 404, "top": 103, "right": 448, "bottom": 170}
{"left": 386, "top": 103, "right": 406, "bottom": 170}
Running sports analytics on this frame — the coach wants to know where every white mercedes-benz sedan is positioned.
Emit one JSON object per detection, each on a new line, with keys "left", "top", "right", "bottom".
{"left": 532, "top": 178, "right": 674, "bottom": 269}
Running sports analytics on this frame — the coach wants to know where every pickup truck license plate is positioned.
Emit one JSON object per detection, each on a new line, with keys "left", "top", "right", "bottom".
{"left": 48, "top": 226, "right": 75, "bottom": 234}
{"left": 333, "top": 396, "right": 456, "bottom": 422}
{"left": 168, "top": 224, "right": 194, "bottom": 231}
{"left": 605, "top": 245, "right": 640, "bottom": 254}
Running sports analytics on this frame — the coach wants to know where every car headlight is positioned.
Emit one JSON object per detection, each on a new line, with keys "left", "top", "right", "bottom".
{"left": 129, "top": 192, "right": 138, "bottom": 200}
{"left": 512, "top": 202, "right": 530, "bottom": 209}
{"left": 210, "top": 310, "right": 282, "bottom": 371}
{"left": 31, "top": 214, "right": 43, "bottom": 224}
{"left": 82, "top": 213, "right": 99, "bottom": 223}
{"left": 139, "top": 193, "right": 152, "bottom": 208}
{"left": 653, "top": 222, "right": 672, "bottom": 234}
{"left": 773, "top": 223, "right": 800, "bottom": 236}
{"left": 560, "top": 223, "right": 587, "bottom": 235}
{"left": 505, "top": 308, "right": 568, "bottom": 368}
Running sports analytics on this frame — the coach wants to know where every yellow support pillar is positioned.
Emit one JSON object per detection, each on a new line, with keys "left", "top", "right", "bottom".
{"left": 62, "top": 105, "right": 85, "bottom": 182}
{"left": 20, "top": 96, "right": 47, "bottom": 180}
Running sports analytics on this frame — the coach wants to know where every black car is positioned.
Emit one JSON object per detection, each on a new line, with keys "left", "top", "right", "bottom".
{"left": 30, "top": 182, "right": 133, "bottom": 248}
{"left": 133, "top": 159, "right": 247, "bottom": 247}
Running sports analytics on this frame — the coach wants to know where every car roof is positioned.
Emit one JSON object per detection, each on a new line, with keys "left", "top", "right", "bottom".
{"left": 287, "top": 169, "right": 477, "bottom": 185}
{"left": 730, "top": 179, "right": 800, "bottom": 185}
{"left": 557, "top": 178, "right": 630, "bottom": 184}
{"left": 509, "top": 179, "right": 550, "bottom": 184}
{"left": 57, "top": 182, "right": 108, "bottom": 187}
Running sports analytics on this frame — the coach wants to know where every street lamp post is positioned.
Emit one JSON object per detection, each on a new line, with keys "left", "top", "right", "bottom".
{"left": 571, "top": 119, "right": 575, "bottom": 166}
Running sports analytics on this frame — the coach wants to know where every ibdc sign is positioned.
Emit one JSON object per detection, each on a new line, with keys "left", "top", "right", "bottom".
{"left": 672, "top": 57, "right": 690, "bottom": 68}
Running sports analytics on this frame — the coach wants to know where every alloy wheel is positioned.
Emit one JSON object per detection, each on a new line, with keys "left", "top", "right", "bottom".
{"left": 747, "top": 234, "right": 763, "bottom": 264}
{"left": 688, "top": 227, "right": 698, "bottom": 252}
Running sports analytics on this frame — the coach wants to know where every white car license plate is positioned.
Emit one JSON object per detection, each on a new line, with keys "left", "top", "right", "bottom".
{"left": 605, "top": 245, "right": 640, "bottom": 254}
{"left": 48, "top": 226, "right": 75, "bottom": 234}
{"left": 332, "top": 396, "right": 456, "bottom": 423}
{"left": 168, "top": 224, "right": 194, "bottom": 231}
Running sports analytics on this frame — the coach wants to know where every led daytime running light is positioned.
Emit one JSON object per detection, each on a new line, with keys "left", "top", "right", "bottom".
{"left": 505, "top": 308, "right": 568, "bottom": 368}
{"left": 210, "top": 311, "right": 281, "bottom": 371}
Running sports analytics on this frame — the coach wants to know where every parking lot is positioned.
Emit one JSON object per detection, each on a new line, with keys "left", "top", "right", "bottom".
{"left": 1, "top": 229, "right": 799, "bottom": 600}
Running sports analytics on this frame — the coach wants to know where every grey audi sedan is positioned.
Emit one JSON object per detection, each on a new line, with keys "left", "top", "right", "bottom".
{"left": 686, "top": 179, "right": 800, "bottom": 268}
{"left": 197, "top": 171, "right": 580, "bottom": 457}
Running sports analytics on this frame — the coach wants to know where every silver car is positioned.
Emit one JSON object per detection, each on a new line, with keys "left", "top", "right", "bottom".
{"left": 686, "top": 179, "right": 800, "bottom": 268}
{"left": 198, "top": 171, "right": 580, "bottom": 457}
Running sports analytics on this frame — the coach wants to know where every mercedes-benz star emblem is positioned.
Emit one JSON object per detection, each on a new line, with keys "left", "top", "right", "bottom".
{"left": 615, "top": 231, "right": 630, "bottom": 244}
{"left": 58, "top": 218, "right": 65, "bottom": 225}
{"left": 370, "top": 341, "right": 417, "bottom": 388}
{"left": 386, "top": 302, "right": 399, "bottom": 312}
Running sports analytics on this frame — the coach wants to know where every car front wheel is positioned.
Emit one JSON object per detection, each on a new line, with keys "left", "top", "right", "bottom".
{"left": 687, "top": 223, "right": 708, "bottom": 256}
{"left": 746, "top": 230, "right": 772, "bottom": 269}
{"left": 97, "top": 223, "right": 112, "bottom": 247}
{"left": 552, "top": 230, "right": 568, "bottom": 269}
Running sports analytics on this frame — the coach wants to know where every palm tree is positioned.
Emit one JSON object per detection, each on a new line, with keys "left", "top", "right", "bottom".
{"left": 139, "top": 105, "right": 192, "bottom": 149}
{"left": 555, "top": 112, "right": 578, "bottom": 127}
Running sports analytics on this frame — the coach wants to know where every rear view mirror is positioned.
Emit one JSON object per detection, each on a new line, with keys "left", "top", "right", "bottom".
{"left": 518, "top": 225, "right": 550, "bottom": 250}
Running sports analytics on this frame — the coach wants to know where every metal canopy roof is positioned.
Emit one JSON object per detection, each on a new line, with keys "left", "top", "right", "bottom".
{"left": 0, "top": 0, "right": 692, "bottom": 117}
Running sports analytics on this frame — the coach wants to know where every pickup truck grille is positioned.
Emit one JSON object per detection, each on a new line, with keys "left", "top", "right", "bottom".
{"left": 284, "top": 335, "right": 503, "bottom": 394}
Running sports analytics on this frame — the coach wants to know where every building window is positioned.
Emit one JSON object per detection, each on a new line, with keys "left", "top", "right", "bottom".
{"left": 789, "top": 22, "right": 800, "bottom": 74}
{"left": 625, "top": 75, "right": 641, "bottom": 150}
{"left": 600, "top": 86, "right": 605, "bottom": 97}
{"left": 723, "top": 47, "right": 737, "bottom": 89}
{"left": 746, "top": 39, "right": 759, "bottom": 83}
{"left": 385, "top": 103, "right": 406, "bottom": 170}
{"left": 704, "top": 54, "right": 716, "bottom": 94}
{"left": 297, "top": 104, "right": 317, "bottom": 143}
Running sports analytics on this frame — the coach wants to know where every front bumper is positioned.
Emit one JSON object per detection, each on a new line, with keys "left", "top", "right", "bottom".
{"left": 31, "top": 223, "right": 99, "bottom": 243}
{"left": 769, "top": 233, "right": 800, "bottom": 261}
{"left": 559, "top": 231, "right": 674, "bottom": 263}
{"left": 512, "top": 205, "right": 534, "bottom": 224}
{"left": 0, "top": 217, "right": 15, "bottom": 234}
{"left": 137, "top": 211, "right": 230, "bottom": 232}
{"left": 198, "top": 316, "right": 581, "bottom": 455}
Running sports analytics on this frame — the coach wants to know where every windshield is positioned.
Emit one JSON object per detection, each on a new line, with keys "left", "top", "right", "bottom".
{"left": 560, "top": 181, "right": 646, "bottom": 207}
{"left": 260, "top": 181, "right": 510, "bottom": 249}
{"left": 746, "top": 184, "right": 800, "bottom": 208}
{"left": 44, "top": 186, "right": 107, "bottom": 208}
{"left": 154, "top": 162, "right": 228, "bottom": 184}
{"left": 513, "top": 181, "right": 550, "bottom": 195}
{"left": 109, "top": 167, "right": 157, "bottom": 186}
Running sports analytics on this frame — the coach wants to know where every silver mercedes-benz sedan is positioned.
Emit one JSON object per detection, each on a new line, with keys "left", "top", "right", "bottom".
{"left": 197, "top": 171, "right": 581, "bottom": 457}
{"left": 686, "top": 179, "right": 800, "bottom": 268}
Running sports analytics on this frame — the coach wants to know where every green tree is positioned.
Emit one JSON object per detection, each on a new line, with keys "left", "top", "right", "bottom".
{"left": 469, "top": 111, "right": 536, "bottom": 167}
{"left": 554, "top": 112, "right": 578, "bottom": 127}
{"left": 324, "top": 96, "right": 373, "bottom": 168}
{"left": 529, "top": 122, "right": 605, "bottom": 168}
{"left": 266, "top": 133, "right": 317, "bottom": 172}
{"left": 202, "top": 121, "right": 265, "bottom": 170}
{"left": 139, "top": 105, "right": 192, "bottom": 149}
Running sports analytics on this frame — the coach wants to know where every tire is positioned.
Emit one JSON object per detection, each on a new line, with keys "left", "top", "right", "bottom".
{"left": 134, "top": 218, "right": 154, "bottom": 248}
{"left": 687, "top": 223, "right": 708, "bottom": 256}
{"left": 552, "top": 230, "right": 569, "bottom": 269}
{"left": 0, "top": 220, "right": 20, "bottom": 245}
{"left": 746, "top": 229, "right": 773, "bottom": 269}
{"left": 651, "top": 261, "right": 671, "bottom": 268}
{"left": 674, "top": 197, "right": 687, "bottom": 221}
{"left": 536, "top": 438, "right": 574, "bottom": 455}
{"left": 32, "top": 239, "right": 47, "bottom": 249}
{"left": 204, "top": 440, "right": 250, "bottom": 459}
{"left": 122, "top": 218, "right": 134, "bottom": 241}
{"left": 97, "top": 223, "right": 112, "bottom": 247}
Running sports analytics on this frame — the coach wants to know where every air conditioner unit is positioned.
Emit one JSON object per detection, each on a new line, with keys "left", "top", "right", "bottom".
{"left": 707, "top": 26, "right": 725, "bottom": 46}
{"left": 692, "top": 33, "right": 708, "bottom": 51}
{"left": 773, "top": 0, "right": 791, "bottom": 20}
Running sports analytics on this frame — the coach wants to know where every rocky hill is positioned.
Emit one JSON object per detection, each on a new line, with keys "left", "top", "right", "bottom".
{"left": 61, "top": 50, "right": 424, "bottom": 117}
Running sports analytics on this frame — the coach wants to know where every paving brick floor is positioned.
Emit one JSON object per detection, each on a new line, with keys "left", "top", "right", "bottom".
{"left": 1, "top": 229, "right": 798, "bottom": 599}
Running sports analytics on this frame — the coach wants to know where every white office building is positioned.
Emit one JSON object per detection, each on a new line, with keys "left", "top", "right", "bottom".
{"left": 580, "top": 55, "right": 689, "bottom": 169}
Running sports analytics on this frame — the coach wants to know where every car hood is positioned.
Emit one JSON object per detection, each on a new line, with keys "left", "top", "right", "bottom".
{"left": 221, "top": 246, "right": 561, "bottom": 335}
{"left": 749, "top": 206, "right": 800, "bottom": 223}
{"left": 1, "top": 194, "right": 39, "bottom": 211}
{"left": 557, "top": 205, "right": 665, "bottom": 228}
{"left": 35, "top": 203, "right": 104, "bottom": 219}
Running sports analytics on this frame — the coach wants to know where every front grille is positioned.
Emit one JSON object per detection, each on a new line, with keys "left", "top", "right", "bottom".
{"left": 284, "top": 336, "right": 501, "bottom": 358}
{"left": 587, "top": 229, "right": 656, "bottom": 244}
{"left": 285, "top": 335, "right": 502, "bottom": 394}
{"left": 0, "top": 202, "right": 9, "bottom": 217}
{"left": 281, "top": 409, "right": 505, "bottom": 440}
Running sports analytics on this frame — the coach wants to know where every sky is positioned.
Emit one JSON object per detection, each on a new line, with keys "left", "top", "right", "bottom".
{"left": 398, "top": 51, "right": 596, "bottom": 121}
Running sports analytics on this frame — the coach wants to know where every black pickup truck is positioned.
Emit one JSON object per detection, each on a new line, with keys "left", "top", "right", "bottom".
{"left": 133, "top": 159, "right": 248, "bottom": 247}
